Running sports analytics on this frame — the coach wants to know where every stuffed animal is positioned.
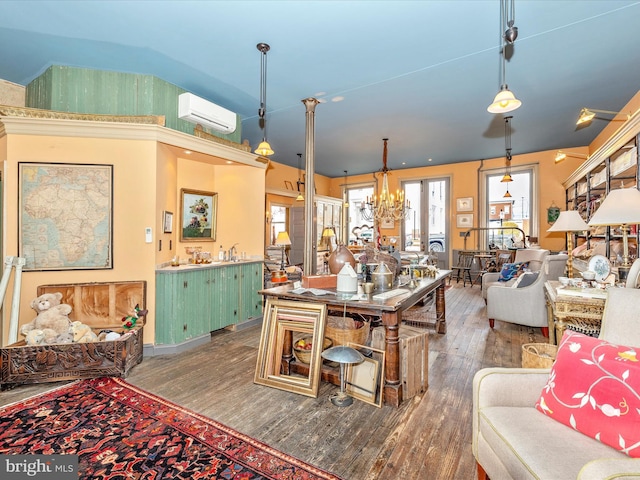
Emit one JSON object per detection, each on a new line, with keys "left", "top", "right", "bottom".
{"left": 70, "top": 321, "right": 98, "bottom": 343}
{"left": 21, "top": 292, "right": 73, "bottom": 344}
{"left": 24, "top": 329, "right": 46, "bottom": 346}
{"left": 54, "top": 332, "right": 74, "bottom": 344}
{"left": 98, "top": 330, "right": 121, "bottom": 342}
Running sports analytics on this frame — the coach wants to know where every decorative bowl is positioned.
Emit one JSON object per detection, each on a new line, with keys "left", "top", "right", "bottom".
{"left": 581, "top": 270, "right": 596, "bottom": 281}
{"left": 293, "top": 336, "right": 332, "bottom": 364}
{"left": 558, "top": 276, "right": 570, "bottom": 286}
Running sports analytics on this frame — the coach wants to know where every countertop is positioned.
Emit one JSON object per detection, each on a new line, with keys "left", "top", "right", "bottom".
{"left": 156, "top": 258, "right": 263, "bottom": 273}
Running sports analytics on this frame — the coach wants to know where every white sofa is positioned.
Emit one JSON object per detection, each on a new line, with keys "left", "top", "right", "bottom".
{"left": 473, "top": 288, "right": 640, "bottom": 480}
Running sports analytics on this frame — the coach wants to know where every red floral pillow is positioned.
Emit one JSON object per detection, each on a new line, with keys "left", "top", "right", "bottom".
{"left": 536, "top": 331, "right": 640, "bottom": 457}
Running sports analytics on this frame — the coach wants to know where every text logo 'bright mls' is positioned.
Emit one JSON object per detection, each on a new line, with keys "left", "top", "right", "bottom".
{"left": 1, "top": 455, "right": 77, "bottom": 479}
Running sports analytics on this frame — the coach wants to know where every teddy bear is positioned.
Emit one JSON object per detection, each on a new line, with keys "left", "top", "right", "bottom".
{"left": 21, "top": 292, "right": 73, "bottom": 345}
{"left": 70, "top": 321, "right": 98, "bottom": 343}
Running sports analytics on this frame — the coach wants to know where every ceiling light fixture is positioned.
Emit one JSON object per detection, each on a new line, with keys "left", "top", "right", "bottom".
{"left": 487, "top": 0, "right": 521, "bottom": 114}
{"left": 554, "top": 150, "right": 589, "bottom": 163}
{"left": 360, "top": 138, "right": 410, "bottom": 223}
{"left": 296, "top": 153, "right": 304, "bottom": 201}
{"left": 501, "top": 116, "right": 514, "bottom": 182}
{"left": 343, "top": 170, "right": 349, "bottom": 207}
{"left": 576, "top": 107, "right": 628, "bottom": 126}
{"left": 254, "top": 43, "right": 274, "bottom": 157}
{"left": 503, "top": 187, "right": 512, "bottom": 198}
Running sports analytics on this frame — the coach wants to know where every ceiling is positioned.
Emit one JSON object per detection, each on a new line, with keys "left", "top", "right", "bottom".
{"left": 1, "top": 1, "right": 640, "bottom": 178}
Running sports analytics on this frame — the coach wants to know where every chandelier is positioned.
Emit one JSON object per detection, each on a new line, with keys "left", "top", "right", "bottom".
{"left": 360, "top": 138, "right": 410, "bottom": 222}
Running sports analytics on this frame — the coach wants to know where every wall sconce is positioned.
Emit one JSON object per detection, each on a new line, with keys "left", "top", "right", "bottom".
{"left": 576, "top": 108, "right": 629, "bottom": 126}
{"left": 554, "top": 151, "right": 589, "bottom": 163}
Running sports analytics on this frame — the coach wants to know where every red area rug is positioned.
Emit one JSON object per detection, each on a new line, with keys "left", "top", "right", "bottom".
{"left": 0, "top": 377, "right": 341, "bottom": 479}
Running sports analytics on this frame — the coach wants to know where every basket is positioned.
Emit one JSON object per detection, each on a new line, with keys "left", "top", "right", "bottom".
{"left": 522, "top": 343, "right": 558, "bottom": 369}
{"left": 325, "top": 316, "right": 370, "bottom": 346}
{"left": 293, "top": 336, "right": 332, "bottom": 364}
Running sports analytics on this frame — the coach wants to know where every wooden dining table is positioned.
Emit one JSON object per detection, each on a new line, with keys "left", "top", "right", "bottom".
{"left": 259, "top": 269, "right": 451, "bottom": 407}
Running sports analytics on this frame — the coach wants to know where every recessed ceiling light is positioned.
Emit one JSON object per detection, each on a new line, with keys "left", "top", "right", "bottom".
{"left": 226, "top": 160, "right": 233, "bottom": 164}
{"left": 184, "top": 150, "right": 192, "bottom": 155}
{"left": 315, "top": 91, "right": 326, "bottom": 97}
{"left": 402, "top": 162, "right": 406, "bottom": 165}
{"left": 317, "top": 98, "right": 327, "bottom": 103}
{"left": 331, "top": 96, "right": 344, "bottom": 102}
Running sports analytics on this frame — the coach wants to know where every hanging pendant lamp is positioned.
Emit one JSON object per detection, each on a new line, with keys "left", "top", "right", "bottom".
{"left": 296, "top": 153, "right": 304, "bottom": 201}
{"left": 255, "top": 43, "right": 274, "bottom": 156}
{"left": 487, "top": 0, "right": 521, "bottom": 114}
{"left": 501, "top": 116, "right": 514, "bottom": 182}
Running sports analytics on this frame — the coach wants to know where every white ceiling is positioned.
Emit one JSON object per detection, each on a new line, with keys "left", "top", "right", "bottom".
{"left": 1, "top": 1, "right": 640, "bottom": 177}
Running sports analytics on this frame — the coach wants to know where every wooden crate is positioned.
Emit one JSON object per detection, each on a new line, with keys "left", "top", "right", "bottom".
{"left": 371, "top": 325, "right": 429, "bottom": 399}
{"left": 1, "top": 280, "right": 146, "bottom": 389}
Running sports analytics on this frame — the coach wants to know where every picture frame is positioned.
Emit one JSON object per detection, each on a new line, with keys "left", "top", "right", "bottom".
{"left": 456, "top": 213, "right": 473, "bottom": 228}
{"left": 380, "top": 218, "right": 394, "bottom": 229}
{"left": 162, "top": 211, "right": 173, "bottom": 234}
{"left": 254, "top": 299, "right": 328, "bottom": 398}
{"left": 457, "top": 197, "right": 473, "bottom": 212}
{"left": 180, "top": 188, "right": 218, "bottom": 242}
{"left": 346, "top": 343, "right": 385, "bottom": 408}
{"left": 19, "top": 162, "right": 113, "bottom": 271}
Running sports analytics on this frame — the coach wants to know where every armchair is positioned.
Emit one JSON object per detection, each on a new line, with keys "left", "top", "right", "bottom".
{"left": 481, "top": 248, "right": 549, "bottom": 300}
{"left": 473, "top": 288, "right": 640, "bottom": 480}
{"left": 486, "top": 254, "right": 568, "bottom": 337}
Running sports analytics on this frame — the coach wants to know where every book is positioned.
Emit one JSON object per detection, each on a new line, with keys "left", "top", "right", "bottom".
{"left": 556, "top": 286, "right": 607, "bottom": 300}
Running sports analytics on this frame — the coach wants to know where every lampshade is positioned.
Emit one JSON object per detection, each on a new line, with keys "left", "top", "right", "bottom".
{"left": 255, "top": 140, "right": 274, "bottom": 157}
{"left": 576, "top": 108, "right": 622, "bottom": 126}
{"left": 295, "top": 192, "right": 304, "bottom": 201}
{"left": 548, "top": 210, "right": 589, "bottom": 232}
{"left": 321, "top": 227, "right": 336, "bottom": 239}
{"left": 321, "top": 345, "right": 364, "bottom": 364}
{"left": 487, "top": 86, "right": 522, "bottom": 114}
{"left": 275, "top": 231, "right": 291, "bottom": 246}
{"left": 588, "top": 188, "right": 640, "bottom": 226}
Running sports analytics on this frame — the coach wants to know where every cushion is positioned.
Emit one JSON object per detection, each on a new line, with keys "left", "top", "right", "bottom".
{"left": 536, "top": 331, "right": 640, "bottom": 457}
{"left": 512, "top": 271, "right": 538, "bottom": 288}
{"left": 498, "top": 262, "right": 529, "bottom": 282}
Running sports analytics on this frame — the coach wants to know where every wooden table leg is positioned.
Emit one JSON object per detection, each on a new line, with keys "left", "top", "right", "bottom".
{"left": 434, "top": 282, "right": 447, "bottom": 334}
{"left": 280, "top": 329, "right": 294, "bottom": 374}
{"left": 382, "top": 311, "right": 402, "bottom": 407}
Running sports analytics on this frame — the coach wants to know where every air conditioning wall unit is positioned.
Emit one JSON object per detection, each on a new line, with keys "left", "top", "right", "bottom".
{"left": 178, "top": 92, "right": 237, "bottom": 134}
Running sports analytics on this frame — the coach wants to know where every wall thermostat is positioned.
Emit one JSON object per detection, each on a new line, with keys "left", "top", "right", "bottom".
{"left": 145, "top": 227, "right": 152, "bottom": 243}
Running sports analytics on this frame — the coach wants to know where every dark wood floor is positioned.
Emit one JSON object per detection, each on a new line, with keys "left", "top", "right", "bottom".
{"left": 1, "top": 281, "right": 547, "bottom": 479}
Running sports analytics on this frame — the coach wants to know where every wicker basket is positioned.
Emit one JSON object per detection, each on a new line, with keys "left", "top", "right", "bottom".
{"left": 325, "top": 317, "right": 369, "bottom": 347}
{"left": 293, "top": 336, "right": 332, "bottom": 364}
{"left": 522, "top": 343, "right": 558, "bottom": 369}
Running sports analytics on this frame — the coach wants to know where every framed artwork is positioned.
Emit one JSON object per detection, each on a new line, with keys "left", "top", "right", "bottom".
{"left": 254, "top": 299, "right": 328, "bottom": 398}
{"left": 457, "top": 197, "right": 473, "bottom": 212}
{"left": 180, "top": 188, "right": 218, "bottom": 242}
{"left": 346, "top": 343, "right": 385, "bottom": 408}
{"left": 19, "top": 162, "right": 113, "bottom": 271}
{"left": 456, "top": 213, "right": 473, "bottom": 228}
{"left": 380, "top": 218, "right": 395, "bottom": 229}
{"left": 162, "top": 211, "right": 173, "bottom": 233}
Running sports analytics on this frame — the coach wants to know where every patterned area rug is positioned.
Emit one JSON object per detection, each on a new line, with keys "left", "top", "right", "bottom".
{"left": 0, "top": 377, "right": 341, "bottom": 479}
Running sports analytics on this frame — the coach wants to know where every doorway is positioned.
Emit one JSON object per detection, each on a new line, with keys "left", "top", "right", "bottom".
{"left": 402, "top": 177, "right": 450, "bottom": 268}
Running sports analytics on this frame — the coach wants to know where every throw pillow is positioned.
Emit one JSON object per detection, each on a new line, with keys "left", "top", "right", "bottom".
{"left": 513, "top": 271, "right": 539, "bottom": 288}
{"left": 498, "top": 262, "right": 529, "bottom": 282}
{"left": 536, "top": 331, "right": 640, "bottom": 457}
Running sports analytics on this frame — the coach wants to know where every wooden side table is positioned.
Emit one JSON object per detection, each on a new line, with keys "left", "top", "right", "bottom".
{"left": 544, "top": 281, "right": 606, "bottom": 344}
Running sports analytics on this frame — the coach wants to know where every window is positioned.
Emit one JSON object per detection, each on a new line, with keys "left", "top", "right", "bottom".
{"left": 345, "top": 185, "right": 374, "bottom": 245}
{"left": 270, "top": 205, "right": 287, "bottom": 245}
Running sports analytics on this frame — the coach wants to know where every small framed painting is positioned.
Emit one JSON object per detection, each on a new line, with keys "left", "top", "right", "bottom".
{"left": 162, "top": 211, "right": 173, "bottom": 234}
{"left": 457, "top": 197, "right": 473, "bottom": 212}
{"left": 380, "top": 218, "right": 394, "bottom": 229}
{"left": 456, "top": 213, "right": 473, "bottom": 228}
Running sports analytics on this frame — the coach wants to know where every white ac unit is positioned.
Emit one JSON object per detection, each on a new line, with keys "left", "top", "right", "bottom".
{"left": 178, "top": 92, "right": 237, "bottom": 134}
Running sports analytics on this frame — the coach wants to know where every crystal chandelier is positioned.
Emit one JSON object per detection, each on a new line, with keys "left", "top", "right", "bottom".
{"left": 360, "top": 138, "right": 410, "bottom": 222}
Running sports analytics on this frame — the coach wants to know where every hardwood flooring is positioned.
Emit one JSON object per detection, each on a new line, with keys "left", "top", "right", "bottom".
{"left": 1, "top": 282, "right": 547, "bottom": 479}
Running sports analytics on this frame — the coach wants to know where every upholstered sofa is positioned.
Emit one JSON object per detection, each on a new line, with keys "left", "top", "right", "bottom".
{"left": 473, "top": 288, "right": 640, "bottom": 480}
{"left": 486, "top": 254, "right": 568, "bottom": 337}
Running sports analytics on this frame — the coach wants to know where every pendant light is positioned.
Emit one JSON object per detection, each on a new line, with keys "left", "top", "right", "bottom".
{"left": 295, "top": 153, "right": 304, "bottom": 201}
{"left": 501, "top": 116, "right": 514, "bottom": 183}
{"left": 343, "top": 170, "right": 349, "bottom": 207}
{"left": 255, "top": 43, "right": 274, "bottom": 156}
{"left": 487, "top": 0, "right": 521, "bottom": 114}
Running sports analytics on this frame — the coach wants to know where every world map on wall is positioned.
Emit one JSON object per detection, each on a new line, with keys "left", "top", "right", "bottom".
{"left": 20, "top": 163, "right": 112, "bottom": 270}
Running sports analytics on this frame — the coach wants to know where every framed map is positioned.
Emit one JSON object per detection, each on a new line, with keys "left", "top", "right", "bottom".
{"left": 19, "top": 162, "right": 113, "bottom": 271}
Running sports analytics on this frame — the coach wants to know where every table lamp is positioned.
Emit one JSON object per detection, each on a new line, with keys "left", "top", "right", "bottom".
{"left": 320, "top": 227, "right": 336, "bottom": 252}
{"left": 320, "top": 346, "right": 364, "bottom": 407}
{"left": 588, "top": 187, "right": 640, "bottom": 281}
{"left": 275, "top": 231, "right": 291, "bottom": 270}
{"left": 547, "top": 210, "right": 589, "bottom": 278}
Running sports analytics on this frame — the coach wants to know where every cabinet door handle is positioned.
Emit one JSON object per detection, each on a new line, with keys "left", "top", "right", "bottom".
{"left": 183, "top": 324, "right": 187, "bottom": 332}
{"left": 183, "top": 281, "right": 188, "bottom": 288}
